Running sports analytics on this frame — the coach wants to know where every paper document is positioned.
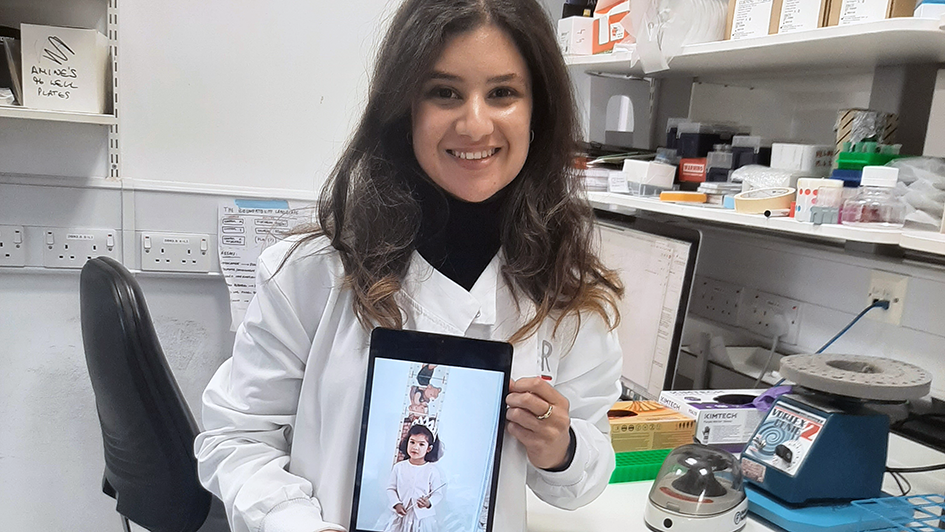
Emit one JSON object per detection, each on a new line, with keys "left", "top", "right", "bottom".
{"left": 218, "top": 199, "right": 309, "bottom": 331}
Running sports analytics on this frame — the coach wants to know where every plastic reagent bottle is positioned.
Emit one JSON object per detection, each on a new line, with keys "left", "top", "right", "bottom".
{"left": 840, "top": 166, "right": 905, "bottom": 227}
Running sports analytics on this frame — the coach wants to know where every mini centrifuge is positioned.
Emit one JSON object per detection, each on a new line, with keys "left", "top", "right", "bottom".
{"left": 644, "top": 443, "right": 749, "bottom": 532}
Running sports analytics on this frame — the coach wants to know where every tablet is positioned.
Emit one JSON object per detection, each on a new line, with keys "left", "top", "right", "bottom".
{"left": 350, "top": 328, "right": 513, "bottom": 532}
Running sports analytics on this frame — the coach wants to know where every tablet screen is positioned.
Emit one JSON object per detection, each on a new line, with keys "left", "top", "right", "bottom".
{"left": 350, "top": 328, "right": 513, "bottom": 532}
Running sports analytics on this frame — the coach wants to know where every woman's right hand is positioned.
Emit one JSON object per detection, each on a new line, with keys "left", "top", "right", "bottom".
{"left": 394, "top": 503, "right": 407, "bottom": 516}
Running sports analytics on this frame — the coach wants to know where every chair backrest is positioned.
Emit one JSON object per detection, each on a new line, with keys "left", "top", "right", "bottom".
{"left": 80, "top": 257, "right": 211, "bottom": 532}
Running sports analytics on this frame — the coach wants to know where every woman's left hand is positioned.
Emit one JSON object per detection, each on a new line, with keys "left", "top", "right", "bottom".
{"left": 506, "top": 377, "right": 571, "bottom": 470}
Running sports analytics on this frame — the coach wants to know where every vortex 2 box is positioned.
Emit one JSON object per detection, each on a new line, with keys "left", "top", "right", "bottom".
{"left": 608, "top": 400, "right": 696, "bottom": 453}
{"left": 658, "top": 389, "right": 766, "bottom": 453}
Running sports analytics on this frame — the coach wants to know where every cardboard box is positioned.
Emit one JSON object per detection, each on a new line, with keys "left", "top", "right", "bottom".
{"left": 770, "top": 0, "right": 830, "bottom": 33}
{"left": 827, "top": 0, "right": 916, "bottom": 25}
{"left": 608, "top": 401, "right": 696, "bottom": 453}
{"left": 726, "top": 0, "right": 778, "bottom": 40}
{"left": 558, "top": 16, "right": 594, "bottom": 56}
{"left": 770, "top": 143, "right": 835, "bottom": 176}
{"left": 592, "top": 1, "right": 633, "bottom": 54}
{"left": 679, "top": 158, "right": 708, "bottom": 183}
{"left": 20, "top": 23, "right": 108, "bottom": 114}
{"left": 622, "top": 159, "right": 676, "bottom": 189}
{"left": 658, "top": 389, "right": 766, "bottom": 452}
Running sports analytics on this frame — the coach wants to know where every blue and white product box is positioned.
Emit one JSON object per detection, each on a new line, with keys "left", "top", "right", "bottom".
{"left": 20, "top": 23, "right": 109, "bottom": 114}
{"left": 658, "top": 389, "right": 766, "bottom": 452}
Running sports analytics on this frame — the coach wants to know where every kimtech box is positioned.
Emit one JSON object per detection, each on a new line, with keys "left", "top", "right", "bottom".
{"left": 658, "top": 389, "right": 766, "bottom": 452}
{"left": 608, "top": 400, "right": 696, "bottom": 453}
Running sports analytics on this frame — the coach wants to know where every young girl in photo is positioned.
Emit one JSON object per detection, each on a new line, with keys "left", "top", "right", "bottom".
{"left": 385, "top": 424, "right": 445, "bottom": 532}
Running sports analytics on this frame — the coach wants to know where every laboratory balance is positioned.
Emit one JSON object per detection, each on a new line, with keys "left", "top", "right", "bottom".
{"left": 740, "top": 353, "right": 932, "bottom": 532}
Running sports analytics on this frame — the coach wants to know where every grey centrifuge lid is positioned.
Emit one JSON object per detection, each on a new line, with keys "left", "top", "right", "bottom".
{"left": 779, "top": 354, "right": 932, "bottom": 401}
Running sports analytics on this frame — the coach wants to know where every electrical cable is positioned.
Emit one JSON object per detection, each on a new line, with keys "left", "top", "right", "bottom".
{"left": 772, "top": 299, "right": 892, "bottom": 387}
{"left": 753, "top": 334, "right": 780, "bottom": 388}
{"left": 886, "top": 463, "right": 945, "bottom": 473}
{"left": 815, "top": 299, "right": 890, "bottom": 354}
{"left": 885, "top": 470, "right": 911, "bottom": 496}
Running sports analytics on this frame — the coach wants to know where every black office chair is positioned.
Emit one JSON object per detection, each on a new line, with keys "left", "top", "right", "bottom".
{"left": 80, "top": 256, "right": 228, "bottom": 532}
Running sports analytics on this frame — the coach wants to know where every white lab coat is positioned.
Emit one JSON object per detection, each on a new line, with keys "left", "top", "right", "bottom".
{"left": 195, "top": 236, "right": 622, "bottom": 532}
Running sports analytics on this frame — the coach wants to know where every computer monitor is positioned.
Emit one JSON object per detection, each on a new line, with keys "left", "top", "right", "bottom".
{"left": 595, "top": 211, "right": 700, "bottom": 400}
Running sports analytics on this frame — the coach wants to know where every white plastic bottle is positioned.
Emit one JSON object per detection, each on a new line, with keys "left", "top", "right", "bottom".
{"left": 840, "top": 166, "right": 905, "bottom": 228}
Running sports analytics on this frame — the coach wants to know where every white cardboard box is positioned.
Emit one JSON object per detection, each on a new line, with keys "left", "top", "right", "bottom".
{"left": 658, "top": 389, "right": 766, "bottom": 451}
{"left": 20, "top": 23, "right": 109, "bottom": 114}
{"left": 622, "top": 159, "right": 676, "bottom": 189}
{"left": 770, "top": 143, "right": 835, "bottom": 176}
{"left": 558, "top": 16, "right": 594, "bottom": 56}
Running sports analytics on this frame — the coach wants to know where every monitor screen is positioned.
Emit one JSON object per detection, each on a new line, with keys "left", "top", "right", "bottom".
{"left": 595, "top": 212, "right": 700, "bottom": 400}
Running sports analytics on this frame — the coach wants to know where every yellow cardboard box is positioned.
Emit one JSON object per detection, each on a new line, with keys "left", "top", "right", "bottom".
{"left": 608, "top": 400, "right": 696, "bottom": 454}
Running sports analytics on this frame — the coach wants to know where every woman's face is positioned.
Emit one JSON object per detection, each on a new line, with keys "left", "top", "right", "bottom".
{"left": 407, "top": 433, "right": 431, "bottom": 461}
{"left": 412, "top": 25, "right": 533, "bottom": 203}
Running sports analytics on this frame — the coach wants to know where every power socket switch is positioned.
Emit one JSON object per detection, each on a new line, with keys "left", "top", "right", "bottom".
{"left": 690, "top": 276, "right": 742, "bottom": 327}
{"left": 140, "top": 232, "right": 212, "bottom": 273}
{"left": 737, "top": 289, "right": 802, "bottom": 345}
{"left": 867, "top": 270, "right": 908, "bottom": 325}
{"left": 0, "top": 225, "right": 26, "bottom": 267}
{"left": 42, "top": 227, "right": 119, "bottom": 269}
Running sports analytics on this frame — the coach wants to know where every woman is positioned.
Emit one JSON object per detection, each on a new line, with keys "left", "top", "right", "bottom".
{"left": 195, "top": 1, "right": 624, "bottom": 531}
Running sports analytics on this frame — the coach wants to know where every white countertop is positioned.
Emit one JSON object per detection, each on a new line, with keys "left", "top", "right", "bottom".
{"left": 527, "top": 481, "right": 776, "bottom": 532}
{"left": 526, "top": 434, "right": 945, "bottom": 532}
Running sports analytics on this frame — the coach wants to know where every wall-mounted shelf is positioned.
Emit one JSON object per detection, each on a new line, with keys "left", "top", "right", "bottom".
{"left": 0, "top": 106, "right": 118, "bottom": 125}
{"left": 588, "top": 191, "right": 905, "bottom": 245}
{"left": 900, "top": 230, "right": 945, "bottom": 255}
{"left": 566, "top": 18, "right": 945, "bottom": 78}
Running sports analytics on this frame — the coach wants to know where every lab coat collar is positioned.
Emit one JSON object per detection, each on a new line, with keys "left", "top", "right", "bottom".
{"left": 398, "top": 250, "right": 499, "bottom": 334}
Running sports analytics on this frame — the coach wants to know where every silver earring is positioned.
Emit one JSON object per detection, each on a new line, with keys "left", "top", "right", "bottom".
{"left": 530, "top": 130, "right": 535, "bottom": 143}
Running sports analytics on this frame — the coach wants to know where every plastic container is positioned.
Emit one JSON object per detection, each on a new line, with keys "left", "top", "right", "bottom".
{"left": 609, "top": 448, "right": 674, "bottom": 484}
{"left": 840, "top": 166, "right": 906, "bottom": 228}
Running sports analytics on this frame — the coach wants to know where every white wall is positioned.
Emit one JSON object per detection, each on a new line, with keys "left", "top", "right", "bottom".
{"left": 119, "top": 0, "right": 398, "bottom": 194}
{"left": 680, "top": 225, "right": 945, "bottom": 401}
{"left": 924, "top": 69, "right": 945, "bottom": 157}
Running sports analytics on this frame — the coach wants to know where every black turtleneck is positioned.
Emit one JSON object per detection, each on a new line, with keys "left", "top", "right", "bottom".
{"left": 415, "top": 181, "right": 506, "bottom": 292}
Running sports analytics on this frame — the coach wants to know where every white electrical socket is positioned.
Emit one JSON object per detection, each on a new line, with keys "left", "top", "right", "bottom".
{"left": 0, "top": 225, "right": 27, "bottom": 267}
{"left": 866, "top": 270, "right": 908, "bottom": 325}
{"left": 690, "top": 276, "right": 743, "bottom": 327}
{"left": 737, "top": 289, "right": 802, "bottom": 345}
{"left": 42, "top": 227, "right": 119, "bottom": 269}
{"left": 140, "top": 232, "right": 212, "bottom": 273}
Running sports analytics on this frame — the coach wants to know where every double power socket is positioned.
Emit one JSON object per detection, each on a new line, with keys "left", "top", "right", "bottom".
{"left": 691, "top": 276, "right": 802, "bottom": 345}
{"left": 0, "top": 225, "right": 120, "bottom": 268}
{"left": 0, "top": 226, "right": 213, "bottom": 274}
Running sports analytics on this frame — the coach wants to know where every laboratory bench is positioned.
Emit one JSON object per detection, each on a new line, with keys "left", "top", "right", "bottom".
{"left": 527, "top": 433, "right": 945, "bottom": 532}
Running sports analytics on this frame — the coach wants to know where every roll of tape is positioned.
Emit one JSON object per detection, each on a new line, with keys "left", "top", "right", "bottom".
{"left": 733, "top": 187, "right": 795, "bottom": 214}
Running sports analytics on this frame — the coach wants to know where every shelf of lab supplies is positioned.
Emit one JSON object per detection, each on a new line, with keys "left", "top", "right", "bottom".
{"left": 900, "top": 230, "right": 945, "bottom": 255}
{"left": 0, "top": 106, "right": 118, "bottom": 125}
{"left": 589, "top": 191, "right": 904, "bottom": 245}
{"left": 565, "top": 17, "right": 945, "bottom": 78}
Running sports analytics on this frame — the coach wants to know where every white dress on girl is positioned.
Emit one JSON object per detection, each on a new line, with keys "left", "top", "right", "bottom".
{"left": 385, "top": 460, "right": 445, "bottom": 532}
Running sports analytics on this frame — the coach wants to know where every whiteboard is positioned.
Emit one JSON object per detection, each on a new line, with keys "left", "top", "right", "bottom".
{"left": 119, "top": 0, "right": 400, "bottom": 193}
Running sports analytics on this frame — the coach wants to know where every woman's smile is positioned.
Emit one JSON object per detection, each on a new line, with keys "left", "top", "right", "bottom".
{"left": 412, "top": 25, "right": 533, "bottom": 203}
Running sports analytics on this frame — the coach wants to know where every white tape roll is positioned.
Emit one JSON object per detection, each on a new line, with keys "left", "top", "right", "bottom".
{"left": 733, "top": 187, "right": 796, "bottom": 214}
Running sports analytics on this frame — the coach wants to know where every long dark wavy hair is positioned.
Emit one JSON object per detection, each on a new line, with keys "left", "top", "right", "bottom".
{"left": 282, "top": 0, "right": 623, "bottom": 343}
